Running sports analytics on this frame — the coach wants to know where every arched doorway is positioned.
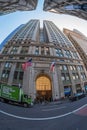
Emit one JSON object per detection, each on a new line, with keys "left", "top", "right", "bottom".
{"left": 36, "top": 75, "right": 52, "bottom": 102}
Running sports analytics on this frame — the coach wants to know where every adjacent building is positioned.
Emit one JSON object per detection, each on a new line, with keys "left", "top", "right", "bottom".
{"left": 0, "top": 0, "right": 38, "bottom": 15}
{"left": 0, "top": 19, "right": 87, "bottom": 102}
{"left": 43, "top": 0, "right": 87, "bottom": 20}
{"left": 63, "top": 28, "right": 87, "bottom": 71}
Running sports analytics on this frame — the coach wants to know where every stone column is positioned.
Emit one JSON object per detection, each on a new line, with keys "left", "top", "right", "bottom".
{"left": 32, "top": 46, "right": 35, "bottom": 55}
{"left": 0, "top": 47, "right": 5, "bottom": 54}
{"left": 0, "top": 63, "right": 5, "bottom": 80}
{"left": 8, "top": 63, "right": 16, "bottom": 85}
{"left": 44, "top": 47, "right": 46, "bottom": 55}
{"left": 28, "top": 46, "right": 33, "bottom": 54}
{"left": 22, "top": 67, "right": 30, "bottom": 95}
{"left": 68, "top": 66, "right": 76, "bottom": 94}
{"left": 51, "top": 67, "right": 60, "bottom": 100}
{"left": 28, "top": 65, "right": 35, "bottom": 101}
{"left": 77, "top": 68, "right": 83, "bottom": 90}
{"left": 57, "top": 67, "right": 64, "bottom": 98}
{"left": 8, "top": 46, "right": 12, "bottom": 54}
{"left": 22, "top": 66, "right": 34, "bottom": 98}
{"left": 17, "top": 46, "right": 22, "bottom": 54}
{"left": 39, "top": 46, "right": 41, "bottom": 55}
{"left": 50, "top": 47, "right": 54, "bottom": 56}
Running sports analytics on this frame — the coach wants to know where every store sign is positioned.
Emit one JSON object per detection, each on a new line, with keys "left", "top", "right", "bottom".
{"left": 85, "top": 85, "right": 87, "bottom": 90}
{"left": 64, "top": 88, "right": 71, "bottom": 94}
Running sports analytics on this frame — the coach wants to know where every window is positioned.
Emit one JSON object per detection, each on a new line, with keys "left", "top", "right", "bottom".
{"left": 20, "top": 47, "right": 28, "bottom": 54}
{"left": 16, "top": 63, "right": 22, "bottom": 69}
{"left": 59, "top": 65, "right": 68, "bottom": 71}
{"left": 73, "top": 52, "right": 79, "bottom": 59}
{"left": 19, "top": 57, "right": 25, "bottom": 60}
{"left": 59, "top": 65, "right": 62, "bottom": 70}
{"left": 1, "top": 70, "right": 10, "bottom": 80}
{"left": 72, "top": 73, "right": 76, "bottom": 80}
{"left": 64, "top": 50, "right": 72, "bottom": 58}
{"left": 55, "top": 48, "right": 64, "bottom": 57}
{"left": 36, "top": 76, "right": 51, "bottom": 91}
{"left": 14, "top": 71, "right": 18, "bottom": 80}
{"left": 13, "top": 63, "right": 24, "bottom": 83}
{"left": 9, "top": 56, "right": 13, "bottom": 59}
{"left": 2, "top": 47, "right": 9, "bottom": 54}
{"left": 13, "top": 71, "right": 24, "bottom": 81}
{"left": 76, "top": 73, "right": 79, "bottom": 79}
{"left": 73, "top": 66, "right": 76, "bottom": 70}
{"left": 19, "top": 72, "right": 24, "bottom": 80}
{"left": 66, "top": 73, "right": 70, "bottom": 80}
{"left": 10, "top": 47, "right": 18, "bottom": 54}
{"left": 61, "top": 73, "right": 66, "bottom": 81}
{"left": 81, "top": 72, "right": 86, "bottom": 79}
{"left": 4, "top": 62, "right": 12, "bottom": 68}
{"left": 78, "top": 65, "right": 83, "bottom": 71}
{"left": 70, "top": 65, "right": 76, "bottom": 71}
{"left": 35, "top": 46, "right": 39, "bottom": 55}
{"left": 61, "top": 73, "right": 70, "bottom": 81}
{"left": 63, "top": 65, "right": 68, "bottom": 71}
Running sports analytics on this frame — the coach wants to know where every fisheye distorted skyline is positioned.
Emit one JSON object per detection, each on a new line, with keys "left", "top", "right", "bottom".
{"left": 0, "top": 0, "right": 87, "bottom": 44}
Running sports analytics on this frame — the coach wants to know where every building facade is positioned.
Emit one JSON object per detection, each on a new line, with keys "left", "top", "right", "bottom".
{"left": 43, "top": 0, "right": 87, "bottom": 20}
{"left": 0, "top": 20, "right": 87, "bottom": 101}
{"left": 0, "top": 24, "right": 24, "bottom": 50}
{"left": 63, "top": 28, "right": 87, "bottom": 72}
{"left": 0, "top": 0, "right": 38, "bottom": 15}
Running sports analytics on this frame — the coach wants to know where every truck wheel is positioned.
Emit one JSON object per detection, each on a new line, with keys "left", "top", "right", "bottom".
{"left": 24, "top": 103, "right": 28, "bottom": 108}
{"left": 1, "top": 98, "right": 5, "bottom": 103}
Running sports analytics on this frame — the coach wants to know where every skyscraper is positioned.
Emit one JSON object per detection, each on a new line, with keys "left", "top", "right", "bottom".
{"left": 0, "top": 24, "right": 24, "bottom": 50}
{"left": 43, "top": 0, "right": 87, "bottom": 20}
{"left": 0, "top": 19, "right": 87, "bottom": 101}
{"left": 0, "top": 0, "right": 38, "bottom": 15}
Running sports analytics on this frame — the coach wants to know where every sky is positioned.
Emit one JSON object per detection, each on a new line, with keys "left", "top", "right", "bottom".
{"left": 0, "top": 0, "right": 87, "bottom": 44}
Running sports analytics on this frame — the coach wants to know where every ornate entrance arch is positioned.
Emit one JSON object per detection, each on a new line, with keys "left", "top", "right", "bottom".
{"left": 36, "top": 75, "right": 52, "bottom": 102}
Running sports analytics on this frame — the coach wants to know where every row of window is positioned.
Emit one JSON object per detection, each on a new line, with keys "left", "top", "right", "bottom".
{"left": 45, "top": 22, "right": 73, "bottom": 48}
{"left": 0, "top": 62, "right": 86, "bottom": 84}
{"left": 1, "top": 69, "right": 86, "bottom": 84}
{"left": 61, "top": 72, "right": 86, "bottom": 82}
{"left": 59, "top": 65, "right": 84, "bottom": 71}
{"left": 3, "top": 62, "right": 84, "bottom": 73}
{"left": 1, "top": 70, "right": 24, "bottom": 82}
{"left": 2, "top": 46, "right": 79, "bottom": 60}
{"left": 12, "top": 21, "right": 38, "bottom": 40}
{"left": 56, "top": 48, "right": 79, "bottom": 59}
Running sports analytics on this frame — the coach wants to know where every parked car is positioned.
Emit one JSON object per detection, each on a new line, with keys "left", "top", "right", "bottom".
{"left": 69, "top": 92, "right": 85, "bottom": 101}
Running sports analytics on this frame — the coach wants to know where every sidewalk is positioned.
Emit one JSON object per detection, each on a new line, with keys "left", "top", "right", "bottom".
{"left": 35, "top": 98, "right": 70, "bottom": 106}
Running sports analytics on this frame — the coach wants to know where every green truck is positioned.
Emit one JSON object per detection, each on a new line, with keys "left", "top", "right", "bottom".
{"left": 0, "top": 84, "right": 33, "bottom": 107}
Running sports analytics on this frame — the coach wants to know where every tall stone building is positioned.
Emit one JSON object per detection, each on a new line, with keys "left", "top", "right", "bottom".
{"left": 0, "top": 24, "right": 24, "bottom": 50}
{"left": 0, "top": 19, "right": 87, "bottom": 101}
{"left": 0, "top": 0, "right": 38, "bottom": 15}
{"left": 63, "top": 28, "right": 87, "bottom": 70}
{"left": 43, "top": 0, "right": 87, "bottom": 20}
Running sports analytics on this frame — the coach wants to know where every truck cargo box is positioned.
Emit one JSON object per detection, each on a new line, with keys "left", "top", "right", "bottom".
{"left": 0, "top": 84, "right": 23, "bottom": 102}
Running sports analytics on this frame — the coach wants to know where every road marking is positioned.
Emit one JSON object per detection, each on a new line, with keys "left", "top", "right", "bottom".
{"left": 73, "top": 104, "right": 87, "bottom": 113}
{"left": 42, "top": 106, "right": 66, "bottom": 111}
{"left": 0, "top": 109, "right": 72, "bottom": 120}
{"left": 73, "top": 104, "right": 87, "bottom": 116}
{"left": 41, "top": 104, "right": 63, "bottom": 108}
{"left": 0, "top": 104, "right": 87, "bottom": 121}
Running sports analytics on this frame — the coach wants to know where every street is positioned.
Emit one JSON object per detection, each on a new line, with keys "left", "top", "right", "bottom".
{"left": 0, "top": 97, "right": 87, "bottom": 130}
